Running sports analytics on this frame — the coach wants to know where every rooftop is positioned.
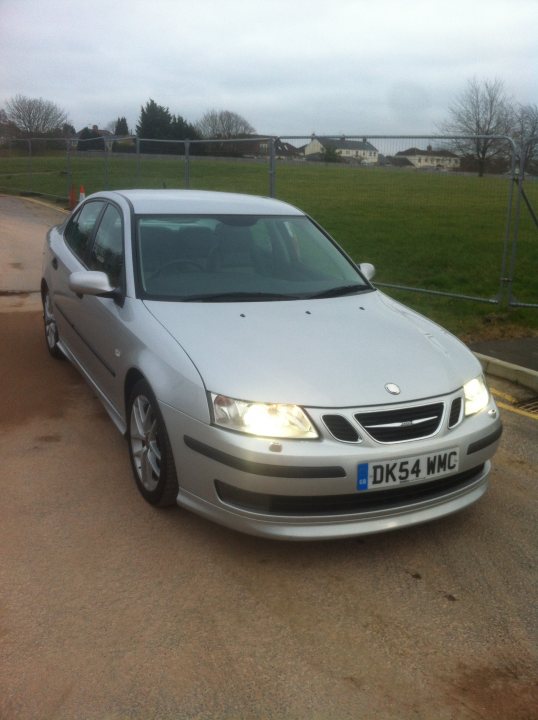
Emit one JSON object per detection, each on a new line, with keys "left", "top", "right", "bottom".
{"left": 92, "top": 189, "right": 304, "bottom": 216}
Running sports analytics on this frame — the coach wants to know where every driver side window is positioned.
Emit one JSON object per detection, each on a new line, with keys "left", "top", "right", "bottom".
{"left": 64, "top": 201, "right": 105, "bottom": 262}
{"left": 88, "top": 204, "right": 124, "bottom": 287}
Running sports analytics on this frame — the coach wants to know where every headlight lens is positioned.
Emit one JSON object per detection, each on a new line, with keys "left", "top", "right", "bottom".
{"left": 463, "top": 375, "right": 490, "bottom": 416}
{"left": 211, "top": 394, "right": 318, "bottom": 439}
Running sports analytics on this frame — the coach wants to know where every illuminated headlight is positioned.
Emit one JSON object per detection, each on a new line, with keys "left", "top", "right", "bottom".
{"left": 463, "top": 375, "right": 490, "bottom": 416}
{"left": 211, "top": 394, "right": 318, "bottom": 439}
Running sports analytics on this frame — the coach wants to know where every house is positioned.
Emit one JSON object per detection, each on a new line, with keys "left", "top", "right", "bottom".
{"left": 395, "top": 145, "right": 460, "bottom": 170}
{"left": 76, "top": 125, "right": 115, "bottom": 151}
{"left": 274, "top": 140, "right": 303, "bottom": 160}
{"left": 76, "top": 125, "right": 113, "bottom": 138}
{"left": 383, "top": 155, "right": 414, "bottom": 168}
{"left": 238, "top": 136, "right": 302, "bottom": 159}
{"left": 304, "top": 136, "right": 379, "bottom": 164}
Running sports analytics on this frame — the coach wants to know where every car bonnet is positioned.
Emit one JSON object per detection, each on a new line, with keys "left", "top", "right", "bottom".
{"left": 143, "top": 291, "right": 481, "bottom": 408}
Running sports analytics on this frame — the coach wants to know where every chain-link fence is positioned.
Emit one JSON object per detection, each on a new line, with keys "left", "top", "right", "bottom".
{"left": 0, "top": 132, "right": 536, "bottom": 308}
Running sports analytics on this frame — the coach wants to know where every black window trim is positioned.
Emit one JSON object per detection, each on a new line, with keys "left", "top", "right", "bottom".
{"left": 64, "top": 199, "right": 107, "bottom": 267}
{"left": 86, "top": 200, "right": 126, "bottom": 293}
{"left": 64, "top": 198, "right": 127, "bottom": 302}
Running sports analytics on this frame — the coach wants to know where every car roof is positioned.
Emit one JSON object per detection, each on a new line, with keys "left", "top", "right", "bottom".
{"left": 93, "top": 189, "right": 304, "bottom": 216}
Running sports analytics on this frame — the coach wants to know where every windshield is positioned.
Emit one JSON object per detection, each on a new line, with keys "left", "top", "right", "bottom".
{"left": 135, "top": 214, "right": 371, "bottom": 301}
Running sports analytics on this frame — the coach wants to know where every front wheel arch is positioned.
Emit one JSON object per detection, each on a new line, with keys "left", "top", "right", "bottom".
{"left": 124, "top": 368, "right": 145, "bottom": 430}
{"left": 127, "top": 378, "right": 179, "bottom": 507}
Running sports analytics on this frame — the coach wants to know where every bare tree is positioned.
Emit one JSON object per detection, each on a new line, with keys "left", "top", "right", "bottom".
{"left": 441, "top": 78, "right": 514, "bottom": 176}
{"left": 5, "top": 94, "right": 69, "bottom": 136}
{"left": 0, "top": 108, "right": 19, "bottom": 138}
{"left": 196, "top": 109, "right": 255, "bottom": 138}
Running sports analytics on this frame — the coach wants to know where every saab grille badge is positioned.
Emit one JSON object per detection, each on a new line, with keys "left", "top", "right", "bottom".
{"left": 385, "top": 383, "right": 401, "bottom": 395}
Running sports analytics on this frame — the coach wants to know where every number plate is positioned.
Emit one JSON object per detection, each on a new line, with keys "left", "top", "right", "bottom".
{"left": 357, "top": 449, "right": 459, "bottom": 491}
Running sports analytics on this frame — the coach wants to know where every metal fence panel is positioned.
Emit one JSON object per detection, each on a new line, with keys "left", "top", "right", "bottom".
{"left": 183, "top": 137, "right": 273, "bottom": 197}
{"left": 0, "top": 131, "right": 534, "bottom": 309}
{"left": 277, "top": 135, "right": 517, "bottom": 306}
{"left": 0, "top": 137, "right": 112, "bottom": 198}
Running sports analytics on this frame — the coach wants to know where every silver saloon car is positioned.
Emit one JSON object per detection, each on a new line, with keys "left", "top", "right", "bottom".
{"left": 42, "top": 189, "right": 502, "bottom": 540}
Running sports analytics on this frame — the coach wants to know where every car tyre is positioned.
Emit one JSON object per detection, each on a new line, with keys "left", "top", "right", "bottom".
{"left": 127, "top": 379, "right": 179, "bottom": 507}
{"left": 42, "top": 288, "right": 63, "bottom": 359}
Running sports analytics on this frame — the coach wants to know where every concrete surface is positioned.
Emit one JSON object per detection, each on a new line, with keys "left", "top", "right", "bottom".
{"left": 475, "top": 352, "right": 538, "bottom": 395}
{"left": 0, "top": 195, "right": 66, "bottom": 293}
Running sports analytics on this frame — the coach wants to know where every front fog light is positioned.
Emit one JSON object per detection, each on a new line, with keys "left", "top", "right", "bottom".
{"left": 211, "top": 394, "right": 318, "bottom": 439}
{"left": 464, "top": 375, "right": 489, "bottom": 416}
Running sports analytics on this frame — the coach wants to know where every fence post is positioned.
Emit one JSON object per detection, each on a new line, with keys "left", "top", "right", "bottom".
{"left": 494, "top": 138, "right": 518, "bottom": 306}
{"left": 268, "top": 138, "right": 276, "bottom": 197}
{"left": 519, "top": 136, "right": 538, "bottom": 228}
{"left": 136, "top": 138, "right": 141, "bottom": 186}
{"left": 65, "top": 140, "right": 72, "bottom": 201}
{"left": 27, "top": 139, "right": 32, "bottom": 193}
{"left": 184, "top": 140, "right": 190, "bottom": 188}
{"left": 104, "top": 137, "right": 109, "bottom": 190}
{"left": 506, "top": 136, "right": 538, "bottom": 307}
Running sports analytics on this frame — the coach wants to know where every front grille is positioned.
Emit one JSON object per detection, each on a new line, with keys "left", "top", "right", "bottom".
{"left": 449, "top": 397, "right": 463, "bottom": 428}
{"left": 215, "top": 464, "right": 485, "bottom": 516}
{"left": 355, "top": 402, "right": 444, "bottom": 442}
{"left": 322, "top": 414, "right": 361, "bottom": 442}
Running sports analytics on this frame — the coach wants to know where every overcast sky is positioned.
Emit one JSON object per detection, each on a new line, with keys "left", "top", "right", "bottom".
{"left": 1, "top": 0, "right": 537, "bottom": 137}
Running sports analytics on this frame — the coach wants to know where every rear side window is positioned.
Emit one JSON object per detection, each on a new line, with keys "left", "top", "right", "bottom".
{"left": 64, "top": 201, "right": 105, "bottom": 261}
{"left": 88, "top": 204, "right": 124, "bottom": 286}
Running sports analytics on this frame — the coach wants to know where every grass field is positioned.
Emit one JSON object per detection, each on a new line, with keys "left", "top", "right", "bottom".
{"left": 1, "top": 152, "right": 537, "bottom": 339}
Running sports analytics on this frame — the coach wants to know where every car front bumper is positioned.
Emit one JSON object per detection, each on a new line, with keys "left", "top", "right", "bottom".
{"left": 177, "top": 463, "right": 490, "bottom": 539}
{"left": 160, "top": 393, "right": 502, "bottom": 540}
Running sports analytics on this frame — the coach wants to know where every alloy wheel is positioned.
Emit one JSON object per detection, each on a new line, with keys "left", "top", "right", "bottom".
{"left": 129, "top": 394, "right": 162, "bottom": 492}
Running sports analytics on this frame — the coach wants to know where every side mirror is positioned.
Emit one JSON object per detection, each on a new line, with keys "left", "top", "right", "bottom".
{"left": 69, "top": 270, "right": 116, "bottom": 297}
{"left": 359, "top": 262, "right": 376, "bottom": 281}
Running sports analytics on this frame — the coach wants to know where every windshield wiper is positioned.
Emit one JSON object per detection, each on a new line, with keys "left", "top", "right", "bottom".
{"left": 184, "top": 291, "right": 302, "bottom": 302}
{"left": 306, "top": 284, "right": 366, "bottom": 299}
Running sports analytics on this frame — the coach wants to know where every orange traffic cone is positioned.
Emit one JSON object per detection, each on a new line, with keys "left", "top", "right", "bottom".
{"left": 68, "top": 184, "right": 77, "bottom": 210}
{"left": 79, "top": 185, "right": 86, "bottom": 202}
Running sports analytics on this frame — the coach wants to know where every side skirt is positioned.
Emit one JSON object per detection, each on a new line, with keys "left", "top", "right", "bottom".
{"left": 58, "top": 339, "right": 127, "bottom": 435}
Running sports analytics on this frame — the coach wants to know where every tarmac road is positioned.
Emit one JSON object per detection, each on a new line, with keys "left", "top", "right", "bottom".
{"left": 0, "top": 195, "right": 537, "bottom": 719}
